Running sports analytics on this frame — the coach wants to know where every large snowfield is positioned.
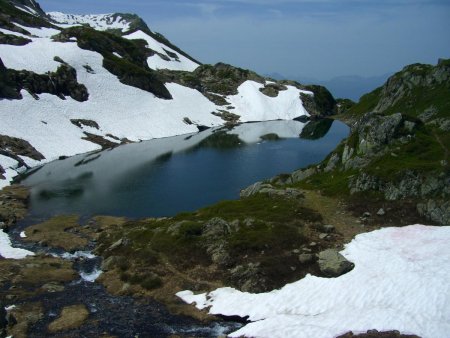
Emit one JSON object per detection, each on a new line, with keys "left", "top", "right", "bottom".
{"left": 178, "top": 224, "right": 450, "bottom": 338}
{"left": 0, "top": 17, "right": 311, "bottom": 187}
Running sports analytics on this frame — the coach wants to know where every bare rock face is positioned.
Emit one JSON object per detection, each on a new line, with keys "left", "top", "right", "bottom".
{"left": 318, "top": 249, "right": 354, "bottom": 277}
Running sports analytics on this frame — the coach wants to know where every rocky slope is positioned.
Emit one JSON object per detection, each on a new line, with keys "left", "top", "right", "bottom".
{"left": 267, "top": 59, "right": 449, "bottom": 225}
{"left": 0, "top": 0, "right": 335, "bottom": 188}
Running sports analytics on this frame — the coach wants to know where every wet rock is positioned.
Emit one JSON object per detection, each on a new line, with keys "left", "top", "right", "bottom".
{"left": 318, "top": 249, "right": 354, "bottom": 277}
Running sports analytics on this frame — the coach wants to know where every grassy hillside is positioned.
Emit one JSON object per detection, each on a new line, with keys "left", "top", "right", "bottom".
{"left": 283, "top": 59, "right": 449, "bottom": 224}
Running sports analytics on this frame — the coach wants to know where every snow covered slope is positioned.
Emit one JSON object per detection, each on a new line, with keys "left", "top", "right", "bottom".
{"left": 0, "top": 0, "right": 318, "bottom": 187}
{"left": 48, "top": 12, "right": 133, "bottom": 32}
{"left": 48, "top": 12, "right": 200, "bottom": 72}
{"left": 178, "top": 224, "right": 450, "bottom": 338}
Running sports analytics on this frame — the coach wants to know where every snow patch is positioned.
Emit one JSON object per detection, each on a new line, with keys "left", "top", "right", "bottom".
{"left": 225, "top": 81, "right": 310, "bottom": 122}
{"left": 0, "top": 155, "right": 20, "bottom": 188}
{"left": 0, "top": 230, "right": 34, "bottom": 259}
{"left": 124, "top": 30, "right": 199, "bottom": 72}
{"left": 48, "top": 12, "right": 131, "bottom": 32}
{"left": 13, "top": 23, "right": 60, "bottom": 38}
{"left": 177, "top": 225, "right": 450, "bottom": 338}
{"left": 19, "top": 231, "right": 27, "bottom": 238}
{"left": 0, "top": 28, "right": 29, "bottom": 38}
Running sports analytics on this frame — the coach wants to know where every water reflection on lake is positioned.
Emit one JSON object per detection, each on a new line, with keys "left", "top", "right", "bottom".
{"left": 19, "top": 119, "right": 349, "bottom": 219}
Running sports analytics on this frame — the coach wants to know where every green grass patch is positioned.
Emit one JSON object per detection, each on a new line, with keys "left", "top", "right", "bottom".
{"left": 294, "top": 169, "right": 355, "bottom": 196}
{"left": 346, "top": 86, "right": 382, "bottom": 117}
{"left": 228, "top": 220, "right": 306, "bottom": 252}
{"left": 365, "top": 127, "right": 446, "bottom": 178}
{"left": 175, "top": 194, "right": 322, "bottom": 224}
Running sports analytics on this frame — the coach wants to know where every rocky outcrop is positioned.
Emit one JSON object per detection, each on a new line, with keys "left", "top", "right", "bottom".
{"left": 374, "top": 60, "right": 450, "bottom": 113}
{"left": 70, "top": 119, "right": 100, "bottom": 130}
{"left": 191, "top": 62, "right": 265, "bottom": 95}
{"left": 0, "top": 58, "right": 89, "bottom": 101}
{"left": 211, "top": 110, "right": 241, "bottom": 124}
{"left": 417, "top": 199, "right": 450, "bottom": 225}
{"left": 54, "top": 26, "right": 172, "bottom": 99}
{"left": 0, "top": 31, "right": 31, "bottom": 45}
{"left": 228, "top": 262, "right": 267, "bottom": 292}
{"left": 259, "top": 83, "right": 287, "bottom": 97}
{"left": 318, "top": 249, "right": 354, "bottom": 277}
{"left": 202, "top": 217, "right": 233, "bottom": 266}
{"left": 240, "top": 181, "right": 303, "bottom": 199}
{"left": 0, "top": 134, "right": 45, "bottom": 170}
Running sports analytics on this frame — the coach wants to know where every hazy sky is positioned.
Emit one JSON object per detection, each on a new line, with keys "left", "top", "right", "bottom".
{"left": 38, "top": 0, "right": 450, "bottom": 80}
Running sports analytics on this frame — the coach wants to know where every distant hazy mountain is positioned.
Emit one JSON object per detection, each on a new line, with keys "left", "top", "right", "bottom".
{"left": 266, "top": 73, "right": 393, "bottom": 102}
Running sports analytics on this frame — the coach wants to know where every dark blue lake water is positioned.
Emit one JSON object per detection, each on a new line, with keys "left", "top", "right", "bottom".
{"left": 20, "top": 119, "right": 349, "bottom": 219}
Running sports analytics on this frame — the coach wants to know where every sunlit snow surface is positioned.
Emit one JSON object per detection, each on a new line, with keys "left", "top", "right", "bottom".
{"left": 177, "top": 225, "right": 450, "bottom": 338}
{"left": 0, "top": 230, "right": 34, "bottom": 259}
{"left": 48, "top": 12, "right": 131, "bottom": 32}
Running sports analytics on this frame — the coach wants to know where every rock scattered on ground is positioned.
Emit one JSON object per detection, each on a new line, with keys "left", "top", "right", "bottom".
{"left": 318, "top": 249, "right": 354, "bottom": 277}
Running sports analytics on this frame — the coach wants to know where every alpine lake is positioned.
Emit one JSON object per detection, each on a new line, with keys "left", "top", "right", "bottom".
{"left": 9, "top": 118, "right": 349, "bottom": 337}
{"left": 19, "top": 119, "right": 349, "bottom": 220}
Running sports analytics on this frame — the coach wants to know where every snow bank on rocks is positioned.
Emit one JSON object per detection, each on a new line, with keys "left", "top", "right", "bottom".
{"left": 124, "top": 30, "right": 199, "bottom": 72}
{"left": 177, "top": 224, "right": 450, "bottom": 338}
{"left": 0, "top": 230, "right": 34, "bottom": 259}
{"left": 226, "top": 80, "right": 311, "bottom": 122}
{"left": 48, "top": 12, "right": 131, "bottom": 32}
